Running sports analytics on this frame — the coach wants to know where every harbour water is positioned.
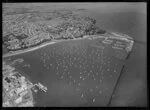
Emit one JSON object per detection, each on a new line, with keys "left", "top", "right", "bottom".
{"left": 4, "top": 36, "right": 129, "bottom": 106}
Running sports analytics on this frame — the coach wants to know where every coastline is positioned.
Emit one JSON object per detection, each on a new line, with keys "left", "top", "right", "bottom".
{"left": 2, "top": 35, "right": 93, "bottom": 58}
{"left": 3, "top": 41, "right": 57, "bottom": 58}
{"left": 2, "top": 33, "right": 132, "bottom": 58}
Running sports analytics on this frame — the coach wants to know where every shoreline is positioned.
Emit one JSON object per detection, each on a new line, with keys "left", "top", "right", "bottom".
{"left": 2, "top": 33, "right": 132, "bottom": 58}
{"left": 2, "top": 35, "right": 94, "bottom": 58}
{"left": 3, "top": 41, "right": 57, "bottom": 58}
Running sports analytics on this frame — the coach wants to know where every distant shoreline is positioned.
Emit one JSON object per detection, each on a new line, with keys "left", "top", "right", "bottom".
{"left": 3, "top": 40, "right": 59, "bottom": 58}
{"left": 3, "top": 35, "right": 99, "bottom": 58}
{"left": 2, "top": 33, "right": 132, "bottom": 58}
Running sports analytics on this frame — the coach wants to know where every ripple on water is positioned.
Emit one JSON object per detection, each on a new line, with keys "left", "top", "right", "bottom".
{"left": 7, "top": 36, "right": 128, "bottom": 106}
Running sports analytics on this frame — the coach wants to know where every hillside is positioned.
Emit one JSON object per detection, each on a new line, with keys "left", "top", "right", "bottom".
{"left": 3, "top": 8, "right": 106, "bottom": 55}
